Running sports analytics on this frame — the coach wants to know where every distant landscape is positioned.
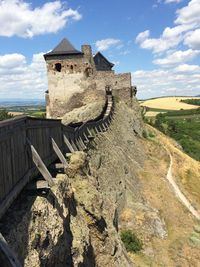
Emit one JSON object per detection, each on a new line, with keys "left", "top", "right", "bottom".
{"left": 142, "top": 96, "right": 200, "bottom": 161}
{"left": 0, "top": 99, "right": 46, "bottom": 118}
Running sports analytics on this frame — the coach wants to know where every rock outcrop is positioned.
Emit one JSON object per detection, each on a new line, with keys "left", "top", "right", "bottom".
{"left": 0, "top": 98, "right": 151, "bottom": 266}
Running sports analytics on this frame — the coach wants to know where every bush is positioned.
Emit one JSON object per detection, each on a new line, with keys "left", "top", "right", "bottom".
{"left": 121, "top": 230, "right": 143, "bottom": 253}
{"left": 0, "top": 109, "right": 13, "bottom": 121}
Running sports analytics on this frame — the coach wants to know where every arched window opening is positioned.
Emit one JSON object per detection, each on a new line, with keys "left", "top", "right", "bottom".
{"left": 55, "top": 63, "right": 62, "bottom": 72}
{"left": 69, "top": 65, "right": 74, "bottom": 74}
{"left": 105, "top": 85, "right": 112, "bottom": 95}
{"left": 84, "top": 67, "right": 93, "bottom": 78}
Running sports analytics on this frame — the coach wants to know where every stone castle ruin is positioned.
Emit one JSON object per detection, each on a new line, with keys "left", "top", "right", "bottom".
{"left": 44, "top": 38, "right": 136, "bottom": 119}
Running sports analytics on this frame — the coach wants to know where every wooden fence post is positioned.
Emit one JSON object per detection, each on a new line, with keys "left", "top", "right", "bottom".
{"left": 26, "top": 139, "right": 54, "bottom": 187}
{"left": 87, "top": 128, "right": 94, "bottom": 138}
{"left": 70, "top": 139, "right": 79, "bottom": 151}
{"left": 79, "top": 136, "right": 87, "bottom": 150}
{"left": 51, "top": 137, "right": 67, "bottom": 167}
{"left": 102, "top": 123, "right": 107, "bottom": 131}
{"left": 63, "top": 134, "right": 75, "bottom": 153}
{"left": 0, "top": 232, "right": 22, "bottom": 267}
{"left": 83, "top": 132, "right": 89, "bottom": 143}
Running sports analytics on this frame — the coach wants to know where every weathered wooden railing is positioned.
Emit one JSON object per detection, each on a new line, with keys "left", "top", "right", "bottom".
{"left": 0, "top": 95, "right": 114, "bottom": 267}
{"left": 0, "top": 96, "right": 114, "bottom": 218}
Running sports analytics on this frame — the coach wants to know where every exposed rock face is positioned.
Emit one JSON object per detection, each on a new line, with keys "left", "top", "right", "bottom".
{"left": 62, "top": 99, "right": 105, "bottom": 125}
{"left": 0, "top": 98, "right": 154, "bottom": 266}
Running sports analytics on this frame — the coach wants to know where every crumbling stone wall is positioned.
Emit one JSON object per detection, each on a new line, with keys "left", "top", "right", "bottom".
{"left": 45, "top": 43, "right": 134, "bottom": 119}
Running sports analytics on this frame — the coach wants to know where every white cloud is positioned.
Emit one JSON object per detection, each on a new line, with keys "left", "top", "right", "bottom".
{"left": 174, "top": 64, "right": 200, "bottom": 73}
{"left": 153, "top": 49, "right": 200, "bottom": 66}
{"left": 0, "top": 0, "right": 82, "bottom": 38}
{"left": 184, "top": 28, "right": 200, "bottom": 49}
{"left": 132, "top": 66, "right": 200, "bottom": 98}
{"left": 0, "top": 52, "right": 47, "bottom": 99}
{"left": 136, "top": 0, "right": 200, "bottom": 53}
{"left": 0, "top": 54, "right": 26, "bottom": 69}
{"left": 135, "top": 30, "right": 150, "bottom": 43}
{"left": 95, "top": 38, "right": 121, "bottom": 51}
{"left": 165, "top": 0, "right": 182, "bottom": 3}
{"left": 175, "top": 0, "right": 200, "bottom": 26}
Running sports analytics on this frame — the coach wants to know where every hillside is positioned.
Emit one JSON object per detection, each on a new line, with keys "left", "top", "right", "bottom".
{"left": 146, "top": 108, "right": 200, "bottom": 161}
{"left": 128, "top": 125, "right": 200, "bottom": 266}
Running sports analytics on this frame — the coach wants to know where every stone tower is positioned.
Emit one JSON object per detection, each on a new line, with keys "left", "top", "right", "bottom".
{"left": 44, "top": 38, "right": 135, "bottom": 119}
{"left": 44, "top": 38, "right": 96, "bottom": 118}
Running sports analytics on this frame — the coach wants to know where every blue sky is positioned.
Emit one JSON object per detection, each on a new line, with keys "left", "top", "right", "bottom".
{"left": 0, "top": 0, "right": 200, "bottom": 99}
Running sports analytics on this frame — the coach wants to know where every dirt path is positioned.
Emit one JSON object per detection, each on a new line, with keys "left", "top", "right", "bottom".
{"left": 165, "top": 147, "right": 200, "bottom": 220}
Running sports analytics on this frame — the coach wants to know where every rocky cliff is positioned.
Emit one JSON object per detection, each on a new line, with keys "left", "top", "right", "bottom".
{"left": 0, "top": 98, "right": 148, "bottom": 266}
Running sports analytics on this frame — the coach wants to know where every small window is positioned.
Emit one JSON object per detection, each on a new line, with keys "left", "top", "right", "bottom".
{"left": 69, "top": 65, "right": 74, "bottom": 73}
{"left": 55, "top": 63, "right": 61, "bottom": 72}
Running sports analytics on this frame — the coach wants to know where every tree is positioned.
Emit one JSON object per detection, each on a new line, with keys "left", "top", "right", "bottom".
{"left": 0, "top": 109, "right": 13, "bottom": 121}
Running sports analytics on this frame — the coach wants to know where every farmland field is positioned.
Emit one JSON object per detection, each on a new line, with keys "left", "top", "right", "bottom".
{"left": 147, "top": 108, "right": 200, "bottom": 161}
{"left": 141, "top": 96, "right": 200, "bottom": 111}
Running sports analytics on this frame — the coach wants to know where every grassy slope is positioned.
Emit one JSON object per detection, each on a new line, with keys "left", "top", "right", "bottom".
{"left": 148, "top": 109, "right": 200, "bottom": 161}
{"left": 130, "top": 127, "right": 200, "bottom": 266}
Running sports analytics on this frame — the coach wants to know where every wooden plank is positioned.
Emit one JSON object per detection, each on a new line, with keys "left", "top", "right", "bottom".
{"left": 70, "top": 139, "right": 79, "bottom": 151}
{"left": 27, "top": 139, "right": 54, "bottom": 187}
{"left": 105, "top": 122, "right": 109, "bottom": 128}
{"left": 51, "top": 137, "right": 67, "bottom": 167}
{"left": 75, "top": 139, "right": 83, "bottom": 151}
{"left": 63, "top": 134, "right": 75, "bottom": 153}
{"left": 99, "top": 125, "right": 104, "bottom": 132}
{"left": 87, "top": 128, "right": 94, "bottom": 137}
{"left": 102, "top": 123, "right": 107, "bottom": 131}
{"left": 26, "top": 180, "right": 50, "bottom": 191}
{"left": 0, "top": 232, "right": 22, "bottom": 267}
{"left": 83, "top": 132, "right": 89, "bottom": 143}
{"left": 94, "top": 127, "right": 99, "bottom": 135}
{"left": 79, "top": 137, "right": 87, "bottom": 150}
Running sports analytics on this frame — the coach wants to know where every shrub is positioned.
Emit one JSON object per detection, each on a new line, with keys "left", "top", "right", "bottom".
{"left": 120, "top": 230, "right": 143, "bottom": 253}
{"left": 0, "top": 109, "right": 13, "bottom": 121}
{"left": 142, "top": 129, "right": 148, "bottom": 138}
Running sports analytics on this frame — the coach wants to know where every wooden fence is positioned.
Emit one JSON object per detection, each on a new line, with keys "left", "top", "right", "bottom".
{"left": 0, "top": 95, "right": 114, "bottom": 220}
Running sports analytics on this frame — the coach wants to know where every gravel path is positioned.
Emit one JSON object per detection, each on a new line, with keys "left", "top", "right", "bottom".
{"left": 165, "top": 148, "right": 200, "bottom": 221}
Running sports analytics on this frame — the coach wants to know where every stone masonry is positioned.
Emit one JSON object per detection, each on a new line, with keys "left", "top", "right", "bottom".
{"left": 44, "top": 38, "right": 136, "bottom": 119}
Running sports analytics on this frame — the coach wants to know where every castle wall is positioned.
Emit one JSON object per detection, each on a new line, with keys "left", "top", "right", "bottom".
{"left": 94, "top": 71, "right": 131, "bottom": 91}
{"left": 46, "top": 54, "right": 99, "bottom": 118}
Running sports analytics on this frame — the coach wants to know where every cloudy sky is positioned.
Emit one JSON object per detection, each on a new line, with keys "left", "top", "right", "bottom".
{"left": 0, "top": 0, "right": 200, "bottom": 99}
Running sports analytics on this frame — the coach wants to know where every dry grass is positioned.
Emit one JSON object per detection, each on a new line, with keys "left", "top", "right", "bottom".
{"left": 147, "top": 125, "right": 200, "bottom": 212}
{"left": 131, "top": 128, "right": 200, "bottom": 266}
{"left": 141, "top": 96, "right": 200, "bottom": 110}
{"left": 9, "top": 111, "right": 24, "bottom": 116}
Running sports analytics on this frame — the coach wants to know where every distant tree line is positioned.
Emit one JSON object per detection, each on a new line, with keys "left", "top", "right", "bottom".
{"left": 181, "top": 99, "right": 200, "bottom": 106}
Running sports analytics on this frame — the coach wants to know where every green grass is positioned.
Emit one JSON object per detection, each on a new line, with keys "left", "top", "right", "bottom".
{"left": 145, "top": 107, "right": 174, "bottom": 112}
{"left": 147, "top": 108, "right": 200, "bottom": 161}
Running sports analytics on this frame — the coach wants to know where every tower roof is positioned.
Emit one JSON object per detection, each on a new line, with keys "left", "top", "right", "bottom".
{"left": 93, "top": 52, "right": 114, "bottom": 71}
{"left": 44, "top": 38, "right": 83, "bottom": 59}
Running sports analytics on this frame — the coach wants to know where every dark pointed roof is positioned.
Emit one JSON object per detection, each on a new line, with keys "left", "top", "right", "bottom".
{"left": 44, "top": 38, "right": 83, "bottom": 59}
{"left": 93, "top": 52, "right": 114, "bottom": 71}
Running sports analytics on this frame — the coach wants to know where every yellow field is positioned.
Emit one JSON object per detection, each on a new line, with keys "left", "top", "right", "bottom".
{"left": 141, "top": 96, "right": 200, "bottom": 110}
{"left": 9, "top": 112, "right": 24, "bottom": 116}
